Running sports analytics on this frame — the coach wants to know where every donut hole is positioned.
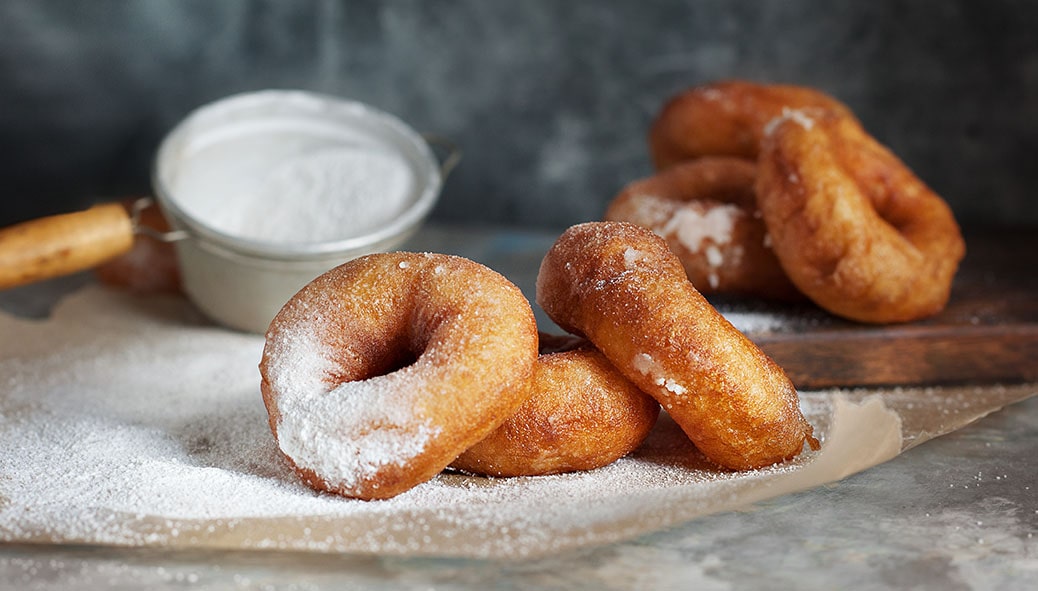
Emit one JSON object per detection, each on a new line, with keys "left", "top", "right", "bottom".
{"left": 363, "top": 348, "right": 421, "bottom": 381}
{"left": 831, "top": 128, "right": 910, "bottom": 231}
{"left": 388, "top": 349, "right": 420, "bottom": 374}
{"left": 830, "top": 121, "right": 938, "bottom": 258}
{"left": 323, "top": 328, "right": 420, "bottom": 387}
{"left": 757, "top": 106, "right": 964, "bottom": 323}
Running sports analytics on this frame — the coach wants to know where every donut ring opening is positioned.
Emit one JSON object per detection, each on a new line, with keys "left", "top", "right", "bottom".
{"left": 757, "top": 109, "right": 965, "bottom": 323}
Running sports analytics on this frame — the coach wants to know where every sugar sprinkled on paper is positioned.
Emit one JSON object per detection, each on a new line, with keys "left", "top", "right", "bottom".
{"left": 3, "top": 286, "right": 977, "bottom": 559}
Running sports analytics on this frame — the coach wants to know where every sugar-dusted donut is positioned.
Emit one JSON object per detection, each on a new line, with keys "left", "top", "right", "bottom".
{"left": 259, "top": 252, "right": 539, "bottom": 500}
{"left": 604, "top": 157, "right": 800, "bottom": 299}
{"left": 756, "top": 108, "right": 966, "bottom": 323}
{"left": 536, "top": 221, "right": 818, "bottom": 470}
{"left": 451, "top": 334, "right": 659, "bottom": 477}
{"left": 648, "top": 80, "right": 855, "bottom": 169}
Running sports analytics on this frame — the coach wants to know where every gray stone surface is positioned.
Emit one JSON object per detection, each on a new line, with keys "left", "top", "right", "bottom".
{"left": 1, "top": 0, "right": 1037, "bottom": 228}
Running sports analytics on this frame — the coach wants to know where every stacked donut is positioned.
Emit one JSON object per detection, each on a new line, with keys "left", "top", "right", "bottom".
{"left": 607, "top": 80, "right": 966, "bottom": 324}
{"left": 259, "top": 81, "right": 964, "bottom": 500}
{"left": 260, "top": 226, "right": 819, "bottom": 500}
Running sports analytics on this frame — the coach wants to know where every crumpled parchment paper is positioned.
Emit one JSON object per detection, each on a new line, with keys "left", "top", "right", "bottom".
{"left": 0, "top": 287, "right": 1033, "bottom": 559}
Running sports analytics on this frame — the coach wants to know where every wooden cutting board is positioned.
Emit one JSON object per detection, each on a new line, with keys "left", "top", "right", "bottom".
{"left": 723, "top": 229, "right": 1037, "bottom": 389}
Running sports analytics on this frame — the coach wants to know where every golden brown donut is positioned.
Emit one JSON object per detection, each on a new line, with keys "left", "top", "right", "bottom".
{"left": 604, "top": 157, "right": 800, "bottom": 299}
{"left": 648, "top": 80, "right": 855, "bottom": 169}
{"left": 536, "top": 221, "right": 818, "bottom": 470}
{"left": 451, "top": 334, "right": 660, "bottom": 477}
{"left": 259, "top": 252, "right": 539, "bottom": 500}
{"left": 94, "top": 199, "right": 181, "bottom": 293}
{"left": 756, "top": 108, "right": 966, "bottom": 323}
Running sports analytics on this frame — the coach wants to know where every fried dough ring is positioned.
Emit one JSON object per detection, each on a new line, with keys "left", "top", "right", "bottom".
{"left": 604, "top": 157, "right": 799, "bottom": 299}
{"left": 756, "top": 109, "right": 966, "bottom": 323}
{"left": 451, "top": 334, "right": 659, "bottom": 477}
{"left": 536, "top": 221, "right": 818, "bottom": 470}
{"left": 260, "top": 252, "right": 538, "bottom": 500}
{"left": 649, "top": 80, "right": 855, "bottom": 169}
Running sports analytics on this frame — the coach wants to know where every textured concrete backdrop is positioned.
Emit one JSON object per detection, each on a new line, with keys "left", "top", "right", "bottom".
{"left": 1, "top": 0, "right": 1036, "bottom": 229}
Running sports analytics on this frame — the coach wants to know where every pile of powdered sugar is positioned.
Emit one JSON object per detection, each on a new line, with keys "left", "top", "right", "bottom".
{"left": 660, "top": 202, "right": 739, "bottom": 257}
{"left": 1, "top": 286, "right": 916, "bottom": 559}
{"left": 170, "top": 140, "right": 415, "bottom": 244}
{"left": 722, "top": 307, "right": 797, "bottom": 334}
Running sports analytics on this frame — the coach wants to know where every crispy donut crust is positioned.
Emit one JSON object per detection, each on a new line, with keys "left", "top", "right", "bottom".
{"left": 756, "top": 109, "right": 966, "bottom": 323}
{"left": 536, "top": 222, "right": 818, "bottom": 470}
{"left": 260, "top": 252, "right": 538, "bottom": 500}
{"left": 451, "top": 335, "right": 660, "bottom": 477}
{"left": 649, "top": 80, "right": 855, "bottom": 169}
{"left": 604, "top": 157, "right": 800, "bottom": 299}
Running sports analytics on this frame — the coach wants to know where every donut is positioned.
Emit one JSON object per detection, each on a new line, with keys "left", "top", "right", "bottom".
{"left": 95, "top": 199, "right": 181, "bottom": 293}
{"left": 756, "top": 108, "right": 966, "bottom": 323}
{"left": 604, "top": 157, "right": 800, "bottom": 299}
{"left": 451, "top": 334, "right": 660, "bottom": 477}
{"left": 259, "top": 252, "right": 539, "bottom": 500}
{"left": 648, "top": 80, "right": 855, "bottom": 169}
{"left": 536, "top": 221, "right": 818, "bottom": 470}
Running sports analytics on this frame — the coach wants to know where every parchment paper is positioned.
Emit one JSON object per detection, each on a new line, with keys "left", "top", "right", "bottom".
{"left": 0, "top": 287, "right": 1033, "bottom": 559}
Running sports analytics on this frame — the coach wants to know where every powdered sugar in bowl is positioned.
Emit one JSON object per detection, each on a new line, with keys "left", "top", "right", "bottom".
{"left": 153, "top": 90, "right": 447, "bottom": 333}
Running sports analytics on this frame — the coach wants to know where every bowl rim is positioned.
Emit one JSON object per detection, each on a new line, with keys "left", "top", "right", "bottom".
{"left": 151, "top": 89, "right": 442, "bottom": 262}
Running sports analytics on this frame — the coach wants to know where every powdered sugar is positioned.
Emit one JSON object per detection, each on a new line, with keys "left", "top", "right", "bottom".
{"left": 632, "top": 352, "right": 687, "bottom": 397}
{"left": 764, "top": 107, "right": 817, "bottom": 137}
{"left": 721, "top": 309, "right": 793, "bottom": 334}
{"left": 173, "top": 143, "right": 415, "bottom": 244}
{"left": 623, "top": 247, "right": 649, "bottom": 268}
{"left": 264, "top": 324, "right": 440, "bottom": 492}
{"left": 662, "top": 379, "right": 687, "bottom": 396}
{"left": 2, "top": 285, "right": 972, "bottom": 560}
{"left": 704, "top": 244, "right": 724, "bottom": 267}
{"left": 697, "top": 87, "right": 725, "bottom": 102}
{"left": 660, "top": 203, "right": 741, "bottom": 254}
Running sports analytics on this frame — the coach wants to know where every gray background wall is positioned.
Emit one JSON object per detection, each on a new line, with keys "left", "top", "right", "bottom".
{"left": 2, "top": 0, "right": 1036, "bottom": 230}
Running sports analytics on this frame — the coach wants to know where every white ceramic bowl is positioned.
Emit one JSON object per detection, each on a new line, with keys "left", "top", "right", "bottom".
{"left": 152, "top": 90, "right": 443, "bottom": 333}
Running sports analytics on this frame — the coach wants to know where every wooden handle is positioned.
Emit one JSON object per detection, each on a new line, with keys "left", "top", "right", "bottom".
{"left": 0, "top": 203, "right": 135, "bottom": 289}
